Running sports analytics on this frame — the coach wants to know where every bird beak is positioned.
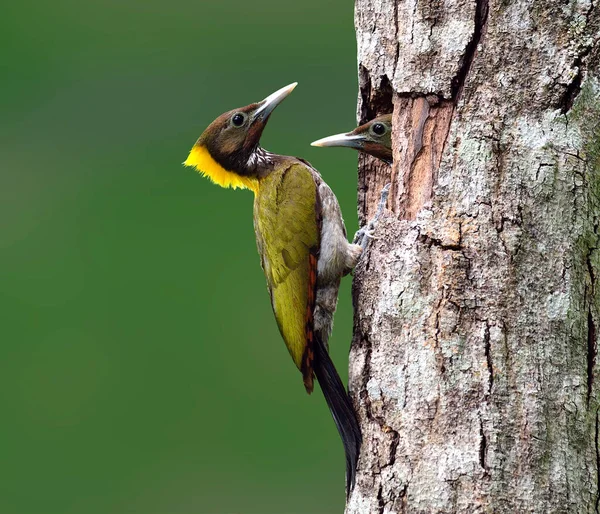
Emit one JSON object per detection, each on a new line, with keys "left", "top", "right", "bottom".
{"left": 253, "top": 82, "right": 298, "bottom": 121}
{"left": 311, "top": 133, "right": 365, "bottom": 149}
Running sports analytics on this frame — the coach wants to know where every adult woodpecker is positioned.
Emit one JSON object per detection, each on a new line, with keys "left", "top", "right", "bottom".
{"left": 184, "top": 83, "right": 362, "bottom": 493}
{"left": 311, "top": 113, "right": 393, "bottom": 164}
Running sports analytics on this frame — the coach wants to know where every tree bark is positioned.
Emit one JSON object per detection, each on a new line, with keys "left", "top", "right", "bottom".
{"left": 349, "top": 1, "right": 600, "bottom": 512}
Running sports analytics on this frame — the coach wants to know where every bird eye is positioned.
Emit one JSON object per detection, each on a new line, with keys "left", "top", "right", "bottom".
{"left": 371, "top": 122, "right": 386, "bottom": 136}
{"left": 231, "top": 112, "right": 247, "bottom": 127}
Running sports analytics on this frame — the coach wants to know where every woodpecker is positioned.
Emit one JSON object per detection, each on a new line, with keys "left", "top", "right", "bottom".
{"left": 312, "top": 114, "right": 393, "bottom": 247}
{"left": 311, "top": 113, "right": 392, "bottom": 164}
{"left": 184, "top": 84, "right": 362, "bottom": 494}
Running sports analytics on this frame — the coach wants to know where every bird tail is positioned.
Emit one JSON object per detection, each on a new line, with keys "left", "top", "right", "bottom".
{"left": 313, "top": 332, "right": 362, "bottom": 496}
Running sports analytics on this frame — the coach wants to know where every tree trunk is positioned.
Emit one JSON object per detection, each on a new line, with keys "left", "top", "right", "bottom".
{"left": 349, "top": 1, "right": 600, "bottom": 512}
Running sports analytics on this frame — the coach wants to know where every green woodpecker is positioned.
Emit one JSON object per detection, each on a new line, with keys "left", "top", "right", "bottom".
{"left": 311, "top": 113, "right": 393, "bottom": 164}
{"left": 184, "top": 83, "right": 362, "bottom": 493}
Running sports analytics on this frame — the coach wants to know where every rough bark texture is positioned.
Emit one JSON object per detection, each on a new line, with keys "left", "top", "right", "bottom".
{"left": 349, "top": 1, "right": 600, "bottom": 512}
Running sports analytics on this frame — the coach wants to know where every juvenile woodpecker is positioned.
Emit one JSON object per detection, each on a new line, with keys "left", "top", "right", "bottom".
{"left": 312, "top": 114, "right": 393, "bottom": 247}
{"left": 311, "top": 113, "right": 393, "bottom": 164}
{"left": 184, "top": 84, "right": 362, "bottom": 493}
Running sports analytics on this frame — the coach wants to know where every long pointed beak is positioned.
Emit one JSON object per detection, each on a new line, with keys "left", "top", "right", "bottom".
{"left": 311, "top": 133, "right": 365, "bottom": 149}
{"left": 253, "top": 82, "right": 298, "bottom": 120}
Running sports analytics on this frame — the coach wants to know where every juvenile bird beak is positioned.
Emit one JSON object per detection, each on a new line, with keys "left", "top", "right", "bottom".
{"left": 253, "top": 82, "right": 298, "bottom": 121}
{"left": 311, "top": 133, "right": 365, "bottom": 149}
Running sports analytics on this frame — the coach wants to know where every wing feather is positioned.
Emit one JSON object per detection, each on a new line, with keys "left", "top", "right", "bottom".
{"left": 254, "top": 163, "right": 321, "bottom": 391}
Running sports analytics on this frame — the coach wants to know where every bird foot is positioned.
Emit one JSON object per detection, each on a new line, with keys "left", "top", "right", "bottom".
{"left": 352, "top": 183, "right": 391, "bottom": 250}
{"left": 353, "top": 226, "right": 376, "bottom": 249}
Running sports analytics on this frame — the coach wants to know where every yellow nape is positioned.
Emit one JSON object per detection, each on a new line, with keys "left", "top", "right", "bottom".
{"left": 183, "top": 145, "right": 258, "bottom": 193}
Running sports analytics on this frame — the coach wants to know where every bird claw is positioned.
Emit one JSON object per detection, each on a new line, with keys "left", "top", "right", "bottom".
{"left": 353, "top": 226, "right": 375, "bottom": 249}
{"left": 353, "top": 183, "right": 391, "bottom": 250}
{"left": 375, "top": 183, "right": 391, "bottom": 217}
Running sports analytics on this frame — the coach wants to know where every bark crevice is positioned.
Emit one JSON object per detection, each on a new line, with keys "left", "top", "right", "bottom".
{"left": 558, "top": 1, "right": 597, "bottom": 113}
{"left": 596, "top": 409, "right": 600, "bottom": 513}
{"left": 450, "top": 0, "right": 490, "bottom": 101}
{"left": 479, "top": 416, "right": 488, "bottom": 472}
{"left": 561, "top": 71, "right": 584, "bottom": 114}
{"left": 418, "top": 232, "right": 463, "bottom": 252}
{"left": 358, "top": 332, "right": 376, "bottom": 423}
{"left": 589, "top": 309, "right": 597, "bottom": 406}
{"left": 484, "top": 321, "right": 494, "bottom": 395}
{"left": 358, "top": 66, "right": 394, "bottom": 124}
{"left": 376, "top": 484, "right": 384, "bottom": 514}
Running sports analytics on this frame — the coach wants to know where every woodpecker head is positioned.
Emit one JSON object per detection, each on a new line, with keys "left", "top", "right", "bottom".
{"left": 184, "top": 83, "right": 297, "bottom": 191}
{"left": 311, "top": 113, "right": 393, "bottom": 164}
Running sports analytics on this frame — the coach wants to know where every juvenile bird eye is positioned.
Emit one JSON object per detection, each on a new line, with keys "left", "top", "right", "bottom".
{"left": 231, "top": 113, "right": 246, "bottom": 127}
{"left": 371, "top": 122, "right": 386, "bottom": 136}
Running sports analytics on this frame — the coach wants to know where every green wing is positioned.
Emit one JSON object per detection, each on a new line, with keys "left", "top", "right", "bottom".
{"left": 253, "top": 162, "right": 320, "bottom": 390}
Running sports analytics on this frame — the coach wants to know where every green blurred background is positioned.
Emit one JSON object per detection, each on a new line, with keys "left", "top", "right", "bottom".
{"left": 1, "top": 1, "right": 360, "bottom": 513}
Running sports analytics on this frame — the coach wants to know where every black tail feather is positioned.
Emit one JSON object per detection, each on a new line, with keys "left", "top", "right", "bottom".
{"left": 313, "top": 333, "right": 362, "bottom": 496}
